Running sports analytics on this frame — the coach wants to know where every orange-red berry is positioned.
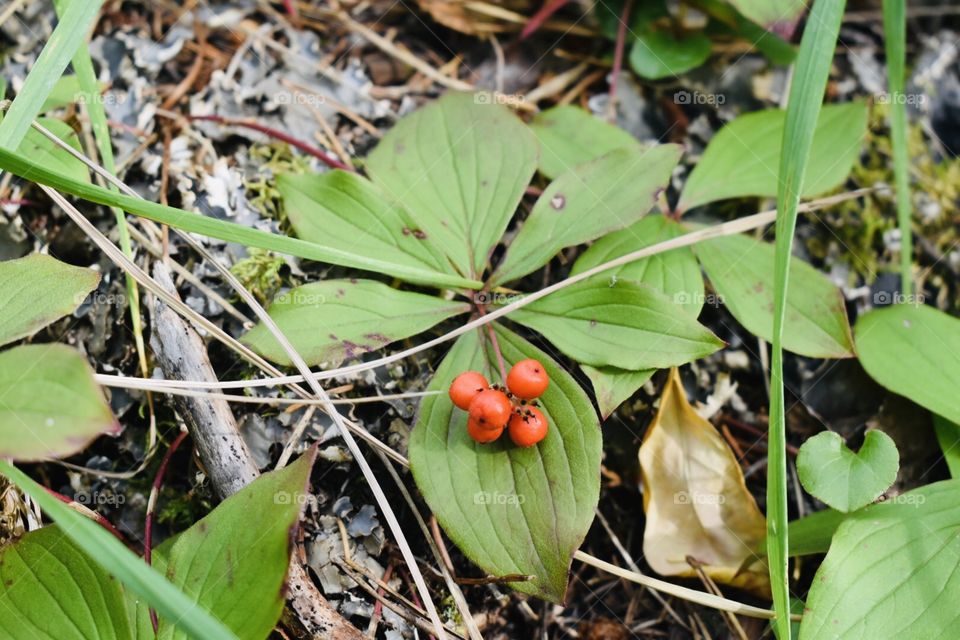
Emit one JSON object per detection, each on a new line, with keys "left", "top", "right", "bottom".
{"left": 468, "top": 389, "right": 512, "bottom": 430}
{"left": 508, "top": 407, "right": 548, "bottom": 448}
{"left": 449, "top": 371, "right": 489, "bottom": 410}
{"left": 467, "top": 417, "right": 503, "bottom": 443}
{"left": 506, "top": 359, "right": 549, "bottom": 400}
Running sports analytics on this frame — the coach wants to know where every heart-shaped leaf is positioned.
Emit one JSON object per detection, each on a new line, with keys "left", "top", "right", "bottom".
{"left": 797, "top": 430, "right": 899, "bottom": 512}
{"left": 366, "top": 92, "right": 538, "bottom": 279}
{"left": 277, "top": 170, "right": 459, "bottom": 288}
{"left": 508, "top": 279, "right": 723, "bottom": 370}
{"left": 639, "top": 368, "right": 769, "bottom": 595}
{"left": 0, "top": 526, "right": 133, "bottom": 640}
{"left": 0, "top": 344, "right": 117, "bottom": 461}
{"left": 491, "top": 144, "right": 681, "bottom": 285}
{"left": 677, "top": 102, "right": 867, "bottom": 212}
{"left": 528, "top": 105, "right": 643, "bottom": 180}
{"left": 409, "top": 325, "right": 601, "bottom": 602}
{"left": 0, "top": 254, "right": 100, "bottom": 347}
{"left": 242, "top": 279, "right": 469, "bottom": 367}
{"left": 855, "top": 304, "right": 960, "bottom": 425}
{"left": 694, "top": 232, "right": 855, "bottom": 358}
{"left": 799, "top": 480, "right": 960, "bottom": 639}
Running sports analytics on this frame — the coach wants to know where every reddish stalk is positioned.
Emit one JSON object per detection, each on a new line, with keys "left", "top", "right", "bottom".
{"left": 476, "top": 302, "right": 509, "bottom": 383}
{"left": 521, "top": 0, "right": 572, "bottom": 39}
{"left": 366, "top": 563, "right": 394, "bottom": 637}
{"left": 607, "top": 0, "right": 635, "bottom": 121}
{"left": 42, "top": 488, "right": 128, "bottom": 544}
{"left": 281, "top": 0, "right": 298, "bottom": 17}
{"left": 188, "top": 115, "right": 352, "bottom": 171}
{"left": 145, "top": 430, "right": 189, "bottom": 632}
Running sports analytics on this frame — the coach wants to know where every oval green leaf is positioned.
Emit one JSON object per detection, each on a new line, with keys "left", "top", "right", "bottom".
{"left": 508, "top": 279, "right": 723, "bottom": 370}
{"left": 492, "top": 144, "right": 682, "bottom": 285}
{"left": 0, "top": 344, "right": 117, "bottom": 461}
{"left": 242, "top": 279, "right": 469, "bottom": 367}
{"left": 582, "top": 365, "right": 655, "bottom": 420}
{"left": 277, "top": 170, "right": 458, "bottom": 288}
{"left": 855, "top": 304, "right": 960, "bottom": 424}
{"left": 528, "top": 105, "right": 643, "bottom": 180}
{"left": 0, "top": 254, "right": 100, "bottom": 347}
{"left": 677, "top": 102, "right": 867, "bottom": 212}
{"left": 366, "top": 92, "right": 538, "bottom": 279}
{"left": 796, "top": 430, "right": 899, "bottom": 513}
{"left": 694, "top": 232, "right": 854, "bottom": 358}
{"left": 409, "top": 325, "right": 601, "bottom": 603}
{"left": 799, "top": 480, "right": 960, "bottom": 639}
{"left": 629, "top": 30, "right": 712, "bottom": 80}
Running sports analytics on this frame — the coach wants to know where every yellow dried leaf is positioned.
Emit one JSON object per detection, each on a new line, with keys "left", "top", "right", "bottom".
{"left": 639, "top": 368, "right": 769, "bottom": 597}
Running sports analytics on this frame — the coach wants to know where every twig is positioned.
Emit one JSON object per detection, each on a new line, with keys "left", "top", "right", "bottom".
{"left": 145, "top": 429, "right": 189, "bottom": 632}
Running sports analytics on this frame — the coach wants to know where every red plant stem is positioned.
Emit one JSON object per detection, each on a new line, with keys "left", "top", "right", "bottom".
{"left": 42, "top": 488, "right": 128, "bottom": 544}
{"left": 368, "top": 563, "right": 394, "bottom": 635}
{"left": 476, "top": 303, "right": 509, "bottom": 383}
{"left": 608, "top": 0, "right": 635, "bottom": 120}
{"left": 281, "top": 0, "right": 298, "bottom": 17}
{"left": 188, "top": 115, "right": 352, "bottom": 171}
{"left": 145, "top": 430, "right": 189, "bottom": 632}
{"left": 521, "top": 0, "right": 572, "bottom": 39}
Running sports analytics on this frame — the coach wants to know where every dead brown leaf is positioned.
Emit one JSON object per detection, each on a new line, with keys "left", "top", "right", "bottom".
{"left": 638, "top": 368, "right": 770, "bottom": 597}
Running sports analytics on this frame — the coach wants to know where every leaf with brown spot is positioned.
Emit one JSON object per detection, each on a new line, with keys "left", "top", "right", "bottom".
{"left": 639, "top": 368, "right": 769, "bottom": 596}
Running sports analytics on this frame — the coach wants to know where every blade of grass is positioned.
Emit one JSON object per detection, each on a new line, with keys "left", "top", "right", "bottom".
{"left": 55, "top": 0, "right": 155, "bottom": 450}
{"left": 769, "top": 1, "right": 847, "bottom": 638}
{"left": 0, "top": 0, "right": 104, "bottom": 148}
{"left": 0, "top": 460, "right": 237, "bottom": 640}
{"left": 882, "top": 0, "right": 911, "bottom": 295}
{"left": 0, "top": 142, "right": 481, "bottom": 289}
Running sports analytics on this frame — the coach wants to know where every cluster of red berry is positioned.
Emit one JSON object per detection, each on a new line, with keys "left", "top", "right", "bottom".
{"left": 448, "top": 359, "right": 550, "bottom": 447}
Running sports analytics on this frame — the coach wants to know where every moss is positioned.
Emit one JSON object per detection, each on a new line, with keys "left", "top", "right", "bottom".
{"left": 244, "top": 143, "right": 312, "bottom": 221}
{"left": 230, "top": 248, "right": 287, "bottom": 304}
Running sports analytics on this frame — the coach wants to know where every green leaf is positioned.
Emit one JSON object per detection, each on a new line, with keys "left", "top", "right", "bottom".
{"left": 676, "top": 102, "right": 867, "bottom": 213}
{"left": 796, "top": 430, "right": 899, "bottom": 513}
{"left": 932, "top": 414, "right": 960, "bottom": 479}
{"left": 242, "top": 279, "right": 468, "bottom": 367}
{"left": 492, "top": 145, "right": 682, "bottom": 285}
{"left": 571, "top": 214, "right": 705, "bottom": 316}
{"left": 725, "top": 0, "right": 806, "bottom": 29}
{"left": 40, "top": 74, "right": 84, "bottom": 112}
{"left": 365, "top": 92, "right": 538, "bottom": 279}
{"left": 855, "top": 304, "right": 960, "bottom": 425}
{"left": 768, "top": 2, "right": 848, "bottom": 637}
{"left": 629, "top": 30, "right": 712, "bottom": 80}
{"left": 0, "top": 526, "right": 133, "bottom": 640}
{"left": 528, "top": 105, "right": 642, "bottom": 180}
{"left": 0, "top": 146, "right": 479, "bottom": 289}
{"left": 277, "top": 170, "right": 459, "bottom": 288}
{"left": 409, "top": 326, "right": 601, "bottom": 602}
{"left": 799, "top": 480, "right": 960, "bottom": 639}
{"left": 694, "top": 232, "right": 854, "bottom": 358}
{"left": 0, "top": 344, "right": 117, "bottom": 461}
{"left": 0, "top": 460, "right": 237, "bottom": 640}
{"left": 19, "top": 118, "right": 90, "bottom": 184}
{"left": 0, "top": 0, "right": 104, "bottom": 149}
{"left": 582, "top": 365, "right": 655, "bottom": 420}
{"left": 151, "top": 451, "right": 316, "bottom": 639}
{"left": 508, "top": 279, "right": 723, "bottom": 370}
{"left": 696, "top": 0, "right": 796, "bottom": 66}
{"left": 0, "top": 254, "right": 100, "bottom": 347}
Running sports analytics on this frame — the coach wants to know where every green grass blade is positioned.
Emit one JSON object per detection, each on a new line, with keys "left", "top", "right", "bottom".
{"left": 55, "top": 0, "right": 149, "bottom": 384}
{"left": 769, "top": 1, "right": 846, "bottom": 637}
{"left": 882, "top": 0, "right": 911, "bottom": 295}
{"left": 0, "top": 460, "right": 237, "bottom": 640}
{"left": 0, "top": 0, "right": 104, "bottom": 149}
{"left": 0, "top": 146, "right": 481, "bottom": 289}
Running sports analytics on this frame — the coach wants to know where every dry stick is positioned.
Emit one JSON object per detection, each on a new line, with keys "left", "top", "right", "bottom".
{"left": 686, "top": 556, "right": 748, "bottom": 640}
{"left": 148, "top": 262, "right": 362, "bottom": 639}
{"left": 146, "top": 187, "right": 875, "bottom": 392}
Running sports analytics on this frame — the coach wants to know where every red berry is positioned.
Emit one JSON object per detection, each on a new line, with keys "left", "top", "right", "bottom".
{"left": 508, "top": 407, "right": 548, "bottom": 448}
{"left": 449, "top": 371, "right": 489, "bottom": 410}
{"left": 467, "top": 417, "right": 503, "bottom": 443}
{"left": 468, "top": 389, "right": 512, "bottom": 430}
{"left": 506, "top": 359, "right": 549, "bottom": 400}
